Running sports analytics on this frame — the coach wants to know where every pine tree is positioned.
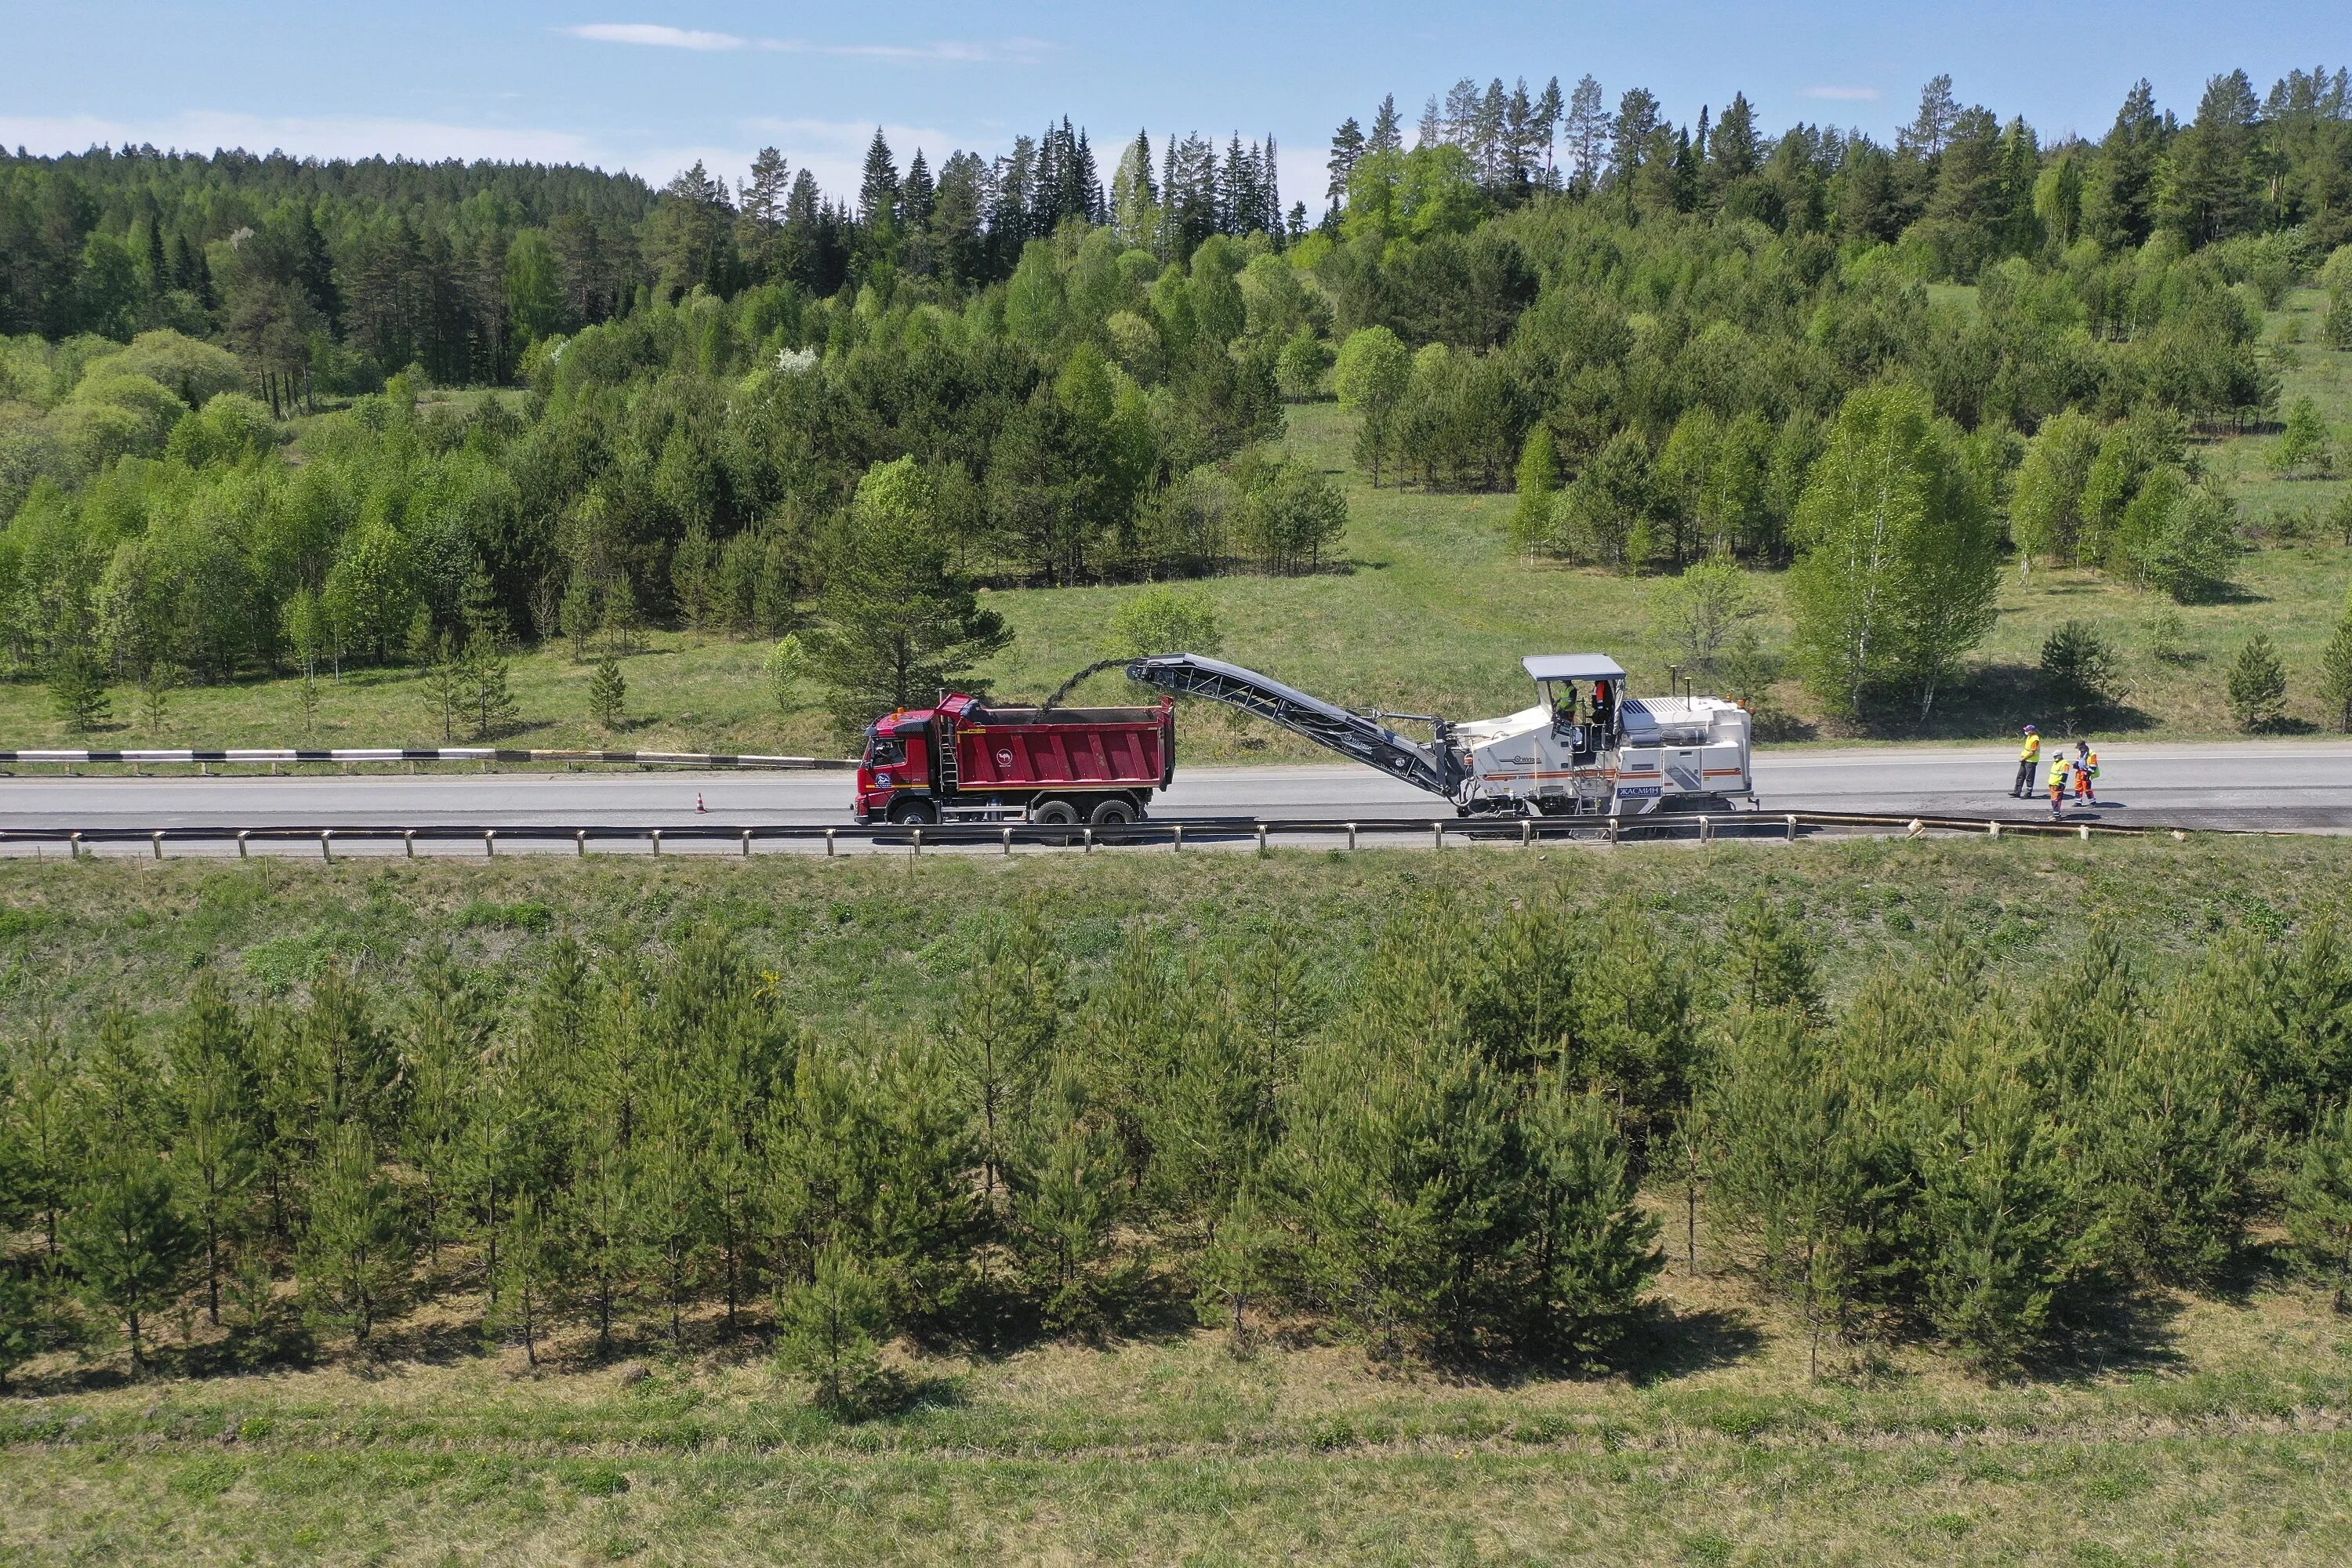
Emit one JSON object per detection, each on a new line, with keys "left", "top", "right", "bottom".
{"left": 1367, "top": 95, "right": 1403, "bottom": 157}
{"left": 1518, "top": 1082, "right": 1663, "bottom": 1357}
{"left": 460, "top": 629, "right": 520, "bottom": 740}
{"left": 1011, "top": 1068, "right": 1130, "bottom": 1335}
{"left": 48, "top": 645, "right": 111, "bottom": 733}
{"left": 168, "top": 978, "right": 257, "bottom": 1325}
{"left": 1705, "top": 1010, "right": 1882, "bottom": 1377}
{"left": 298, "top": 1123, "right": 408, "bottom": 1347}
{"left": 0, "top": 1269, "right": 45, "bottom": 1392}
{"left": 1565, "top": 75, "right": 1610, "bottom": 192}
{"left": 2287, "top": 1104, "right": 2352, "bottom": 1310}
{"left": 400, "top": 967, "right": 476, "bottom": 1298}
{"left": 1192, "top": 1187, "right": 1283, "bottom": 1356}
{"left": 2319, "top": 603, "right": 2352, "bottom": 733}
{"left": 2272, "top": 396, "right": 2338, "bottom": 475}
{"left": 805, "top": 459, "right": 1012, "bottom": 732}
{"left": 776, "top": 1247, "right": 887, "bottom": 1411}
{"left": 2038, "top": 621, "right": 2120, "bottom": 734}
{"left": 1508, "top": 425, "right": 1559, "bottom": 556}
{"left": 2226, "top": 631, "right": 2288, "bottom": 731}
{"left": 66, "top": 1153, "right": 198, "bottom": 1372}
{"left": 588, "top": 655, "right": 626, "bottom": 733}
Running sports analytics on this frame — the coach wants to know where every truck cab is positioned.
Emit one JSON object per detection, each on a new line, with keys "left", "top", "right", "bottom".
{"left": 855, "top": 710, "right": 935, "bottom": 824}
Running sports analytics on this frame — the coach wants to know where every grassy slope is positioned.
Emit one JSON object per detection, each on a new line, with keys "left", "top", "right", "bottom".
{"left": 0, "top": 831, "right": 2340, "bottom": 1035}
{"left": 0, "top": 299, "right": 2345, "bottom": 760}
{"left": 2, "top": 836, "right": 2351, "bottom": 1563}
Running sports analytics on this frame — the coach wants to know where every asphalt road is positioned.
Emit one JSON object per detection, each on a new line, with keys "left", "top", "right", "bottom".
{"left": 0, "top": 740, "right": 2344, "bottom": 837}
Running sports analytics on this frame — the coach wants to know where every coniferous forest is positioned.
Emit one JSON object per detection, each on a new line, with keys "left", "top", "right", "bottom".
{"left": 3, "top": 68, "right": 2350, "bottom": 736}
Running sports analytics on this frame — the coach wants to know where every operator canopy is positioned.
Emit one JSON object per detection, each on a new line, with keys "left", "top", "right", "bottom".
{"left": 1523, "top": 654, "right": 1628, "bottom": 683}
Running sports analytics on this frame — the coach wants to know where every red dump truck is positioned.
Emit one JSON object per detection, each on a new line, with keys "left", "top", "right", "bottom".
{"left": 855, "top": 693, "right": 1175, "bottom": 826}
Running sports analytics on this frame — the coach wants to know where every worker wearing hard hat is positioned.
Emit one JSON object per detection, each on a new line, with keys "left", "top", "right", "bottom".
{"left": 2049, "top": 753, "right": 2071, "bottom": 818}
{"left": 2073, "top": 739, "right": 2099, "bottom": 805}
{"left": 2013, "top": 725, "right": 2041, "bottom": 798}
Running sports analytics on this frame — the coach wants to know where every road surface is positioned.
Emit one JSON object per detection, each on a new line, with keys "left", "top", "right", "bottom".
{"left": 0, "top": 741, "right": 2343, "bottom": 838}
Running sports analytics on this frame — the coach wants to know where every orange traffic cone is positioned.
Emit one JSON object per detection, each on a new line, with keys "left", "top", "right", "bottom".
{"left": 695, "top": 793, "right": 707, "bottom": 814}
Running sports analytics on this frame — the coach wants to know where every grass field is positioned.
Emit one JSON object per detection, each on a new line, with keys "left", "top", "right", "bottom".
{"left": 0, "top": 298, "right": 2345, "bottom": 762}
{"left": 5, "top": 1276, "right": 2350, "bottom": 1565}
{"left": 5, "top": 837, "right": 2352, "bottom": 1564}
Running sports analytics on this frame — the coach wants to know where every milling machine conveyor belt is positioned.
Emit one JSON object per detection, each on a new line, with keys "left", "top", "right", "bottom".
{"left": 1123, "top": 653, "right": 1463, "bottom": 801}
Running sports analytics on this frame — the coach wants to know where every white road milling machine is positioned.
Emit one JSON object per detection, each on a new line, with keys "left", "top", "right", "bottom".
{"left": 1123, "top": 652, "right": 1755, "bottom": 816}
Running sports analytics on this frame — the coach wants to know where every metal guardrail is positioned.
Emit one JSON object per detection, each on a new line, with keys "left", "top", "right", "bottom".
{"left": 0, "top": 747, "right": 853, "bottom": 770}
{"left": 0, "top": 808, "right": 2214, "bottom": 862}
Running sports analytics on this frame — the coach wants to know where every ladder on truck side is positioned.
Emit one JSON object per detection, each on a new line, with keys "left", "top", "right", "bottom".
{"left": 1123, "top": 654, "right": 1465, "bottom": 803}
{"left": 935, "top": 713, "right": 960, "bottom": 796}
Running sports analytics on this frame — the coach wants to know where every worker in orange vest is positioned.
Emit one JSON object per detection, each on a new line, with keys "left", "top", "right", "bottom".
{"left": 2013, "top": 725, "right": 2041, "bottom": 798}
{"left": 2073, "top": 739, "right": 2099, "bottom": 805}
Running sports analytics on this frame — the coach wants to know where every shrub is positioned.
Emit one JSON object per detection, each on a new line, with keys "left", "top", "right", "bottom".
{"left": 1104, "top": 583, "right": 1222, "bottom": 660}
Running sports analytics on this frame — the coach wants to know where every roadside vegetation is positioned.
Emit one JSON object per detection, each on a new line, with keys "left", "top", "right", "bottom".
{"left": 3, "top": 836, "right": 2352, "bottom": 1562}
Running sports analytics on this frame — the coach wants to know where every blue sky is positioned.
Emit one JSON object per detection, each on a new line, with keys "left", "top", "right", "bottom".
{"left": 0, "top": 2, "right": 2336, "bottom": 205}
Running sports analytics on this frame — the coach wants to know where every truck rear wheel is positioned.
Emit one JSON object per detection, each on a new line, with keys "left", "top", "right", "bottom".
{"left": 1088, "top": 797, "right": 1137, "bottom": 826}
{"left": 1029, "top": 799, "right": 1080, "bottom": 826}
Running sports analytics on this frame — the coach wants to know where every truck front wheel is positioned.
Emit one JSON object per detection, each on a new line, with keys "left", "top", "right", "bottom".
{"left": 887, "top": 798, "right": 939, "bottom": 826}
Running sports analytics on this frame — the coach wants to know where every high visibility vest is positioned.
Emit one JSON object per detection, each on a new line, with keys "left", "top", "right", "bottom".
{"left": 2020, "top": 735, "right": 2041, "bottom": 763}
{"left": 2082, "top": 750, "right": 2099, "bottom": 778}
{"left": 2049, "top": 758, "right": 2071, "bottom": 789}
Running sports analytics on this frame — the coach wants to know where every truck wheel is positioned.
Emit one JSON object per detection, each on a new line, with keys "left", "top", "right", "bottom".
{"left": 1029, "top": 799, "right": 1080, "bottom": 826}
{"left": 1088, "top": 797, "right": 1137, "bottom": 826}
{"left": 887, "top": 798, "right": 939, "bottom": 826}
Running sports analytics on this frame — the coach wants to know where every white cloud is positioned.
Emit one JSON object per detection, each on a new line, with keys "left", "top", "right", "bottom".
{"left": 1802, "top": 85, "right": 1883, "bottom": 101}
{"left": 564, "top": 23, "right": 746, "bottom": 50}
{"left": 0, "top": 111, "right": 596, "bottom": 164}
{"left": 562, "top": 22, "right": 1050, "bottom": 64}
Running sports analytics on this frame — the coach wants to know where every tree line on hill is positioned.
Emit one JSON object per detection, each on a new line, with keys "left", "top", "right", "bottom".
{"left": 5, "top": 895, "right": 2352, "bottom": 1398}
{"left": 2, "top": 65, "right": 2349, "bottom": 731}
